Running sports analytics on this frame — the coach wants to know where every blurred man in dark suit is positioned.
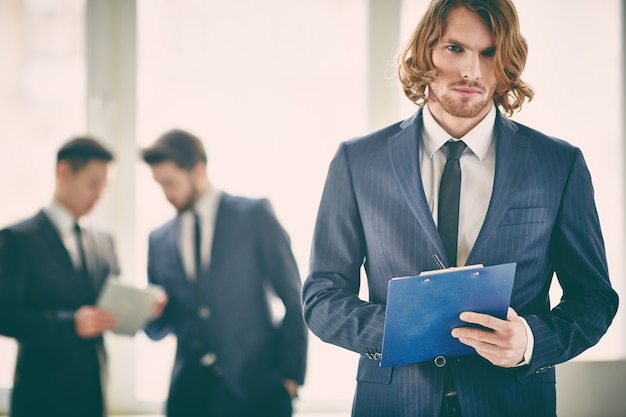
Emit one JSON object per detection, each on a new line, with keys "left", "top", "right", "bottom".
{"left": 0, "top": 137, "right": 119, "bottom": 417}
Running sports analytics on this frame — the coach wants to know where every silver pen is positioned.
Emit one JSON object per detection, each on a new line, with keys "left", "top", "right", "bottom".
{"left": 432, "top": 253, "right": 446, "bottom": 270}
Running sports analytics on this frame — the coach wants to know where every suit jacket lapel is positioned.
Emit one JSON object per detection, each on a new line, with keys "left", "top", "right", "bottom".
{"left": 167, "top": 213, "right": 217, "bottom": 294}
{"left": 81, "top": 230, "right": 98, "bottom": 299}
{"left": 35, "top": 211, "right": 75, "bottom": 271}
{"left": 389, "top": 110, "right": 444, "bottom": 251}
{"left": 202, "top": 193, "right": 228, "bottom": 288}
{"left": 35, "top": 211, "right": 92, "bottom": 300}
{"left": 83, "top": 231, "right": 111, "bottom": 298}
{"left": 167, "top": 216, "right": 191, "bottom": 283}
{"left": 388, "top": 111, "right": 533, "bottom": 265}
{"left": 467, "top": 115, "right": 531, "bottom": 263}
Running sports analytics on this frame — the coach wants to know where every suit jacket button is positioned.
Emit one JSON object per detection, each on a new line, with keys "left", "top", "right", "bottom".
{"left": 434, "top": 356, "right": 447, "bottom": 367}
{"left": 373, "top": 353, "right": 382, "bottom": 361}
{"left": 198, "top": 307, "right": 211, "bottom": 319}
{"left": 535, "top": 366, "right": 551, "bottom": 374}
{"left": 200, "top": 353, "right": 217, "bottom": 366}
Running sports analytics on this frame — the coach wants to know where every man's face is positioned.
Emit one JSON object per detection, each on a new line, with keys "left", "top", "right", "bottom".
{"left": 428, "top": 6, "right": 497, "bottom": 123}
{"left": 150, "top": 161, "right": 199, "bottom": 213}
{"left": 58, "top": 160, "right": 109, "bottom": 218}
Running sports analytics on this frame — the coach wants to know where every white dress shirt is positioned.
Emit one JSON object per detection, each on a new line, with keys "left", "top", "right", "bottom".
{"left": 179, "top": 187, "right": 222, "bottom": 280}
{"left": 420, "top": 103, "right": 534, "bottom": 365}
{"left": 420, "top": 103, "right": 496, "bottom": 268}
{"left": 44, "top": 199, "right": 84, "bottom": 269}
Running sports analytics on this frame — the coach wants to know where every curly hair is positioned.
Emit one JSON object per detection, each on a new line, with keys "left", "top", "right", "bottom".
{"left": 398, "top": 0, "right": 534, "bottom": 117}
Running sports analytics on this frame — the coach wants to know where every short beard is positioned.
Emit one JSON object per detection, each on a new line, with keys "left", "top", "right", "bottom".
{"left": 176, "top": 182, "right": 201, "bottom": 214}
{"left": 429, "top": 81, "right": 493, "bottom": 119}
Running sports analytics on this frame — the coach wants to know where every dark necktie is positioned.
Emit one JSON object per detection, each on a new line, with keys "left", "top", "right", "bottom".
{"left": 193, "top": 211, "right": 202, "bottom": 280}
{"left": 438, "top": 140, "right": 467, "bottom": 267}
{"left": 437, "top": 141, "right": 467, "bottom": 412}
{"left": 73, "top": 223, "right": 91, "bottom": 286}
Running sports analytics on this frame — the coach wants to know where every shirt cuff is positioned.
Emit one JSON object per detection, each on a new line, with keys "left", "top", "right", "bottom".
{"left": 518, "top": 316, "right": 534, "bottom": 366}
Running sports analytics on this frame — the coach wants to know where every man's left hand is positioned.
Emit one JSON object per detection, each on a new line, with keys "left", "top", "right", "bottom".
{"left": 451, "top": 307, "right": 527, "bottom": 368}
{"left": 283, "top": 379, "right": 299, "bottom": 398}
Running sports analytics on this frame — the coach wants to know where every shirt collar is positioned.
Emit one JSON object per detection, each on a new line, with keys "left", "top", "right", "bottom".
{"left": 44, "top": 199, "right": 81, "bottom": 233}
{"left": 191, "top": 186, "right": 222, "bottom": 221}
{"left": 422, "top": 103, "right": 497, "bottom": 161}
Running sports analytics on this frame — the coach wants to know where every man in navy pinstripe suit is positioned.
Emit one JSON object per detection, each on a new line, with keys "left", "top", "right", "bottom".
{"left": 302, "top": 1, "right": 618, "bottom": 416}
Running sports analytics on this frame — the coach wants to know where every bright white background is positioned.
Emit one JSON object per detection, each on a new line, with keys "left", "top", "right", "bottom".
{"left": 0, "top": 0, "right": 623, "bottom": 415}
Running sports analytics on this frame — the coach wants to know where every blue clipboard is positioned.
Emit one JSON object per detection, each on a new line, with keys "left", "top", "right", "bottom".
{"left": 380, "top": 263, "right": 516, "bottom": 368}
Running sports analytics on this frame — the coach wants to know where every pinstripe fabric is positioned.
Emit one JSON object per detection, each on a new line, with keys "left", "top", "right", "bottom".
{"left": 302, "top": 109, "right": 618, "bottom": 417}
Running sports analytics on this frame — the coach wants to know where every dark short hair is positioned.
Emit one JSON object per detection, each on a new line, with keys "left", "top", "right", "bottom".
{"left": 57, "top": 136, "right": 114, "bottom": 172}
{"left": 141, "top": 129, "right": 207, "bottom": 170}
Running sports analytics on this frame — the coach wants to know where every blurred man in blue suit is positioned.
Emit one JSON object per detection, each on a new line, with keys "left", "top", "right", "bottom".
{"left": 141, "top": 129, "right": 307, "bottom": 417}
{"left": 302, "top": 1, "right": 618, "bottom": 416}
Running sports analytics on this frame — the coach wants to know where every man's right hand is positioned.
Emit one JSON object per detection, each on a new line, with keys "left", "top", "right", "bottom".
{"left": 150, "top": 290, "right": 169, "bottom": 319}
{"left": 75, "top": 306, "right": 117, "bottom": 338}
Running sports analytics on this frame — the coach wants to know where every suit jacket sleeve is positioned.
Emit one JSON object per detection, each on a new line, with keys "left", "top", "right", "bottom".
{"left": 0, "top": 226, "right": 120, "bottom": 346}
{"left": 523, "top": 148, "right": 619, "bottom": 374}
{"left": 302, "top": 143, "right": 386, "bottom": 356}
{"left": 255, "top": 199, "right": 307, "bottom": 384}
{"left": 0, "top": 229, "right": 74, "bottom": 344}
{"left": 143, "top": 230, "right": 174, "bottom": 341}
